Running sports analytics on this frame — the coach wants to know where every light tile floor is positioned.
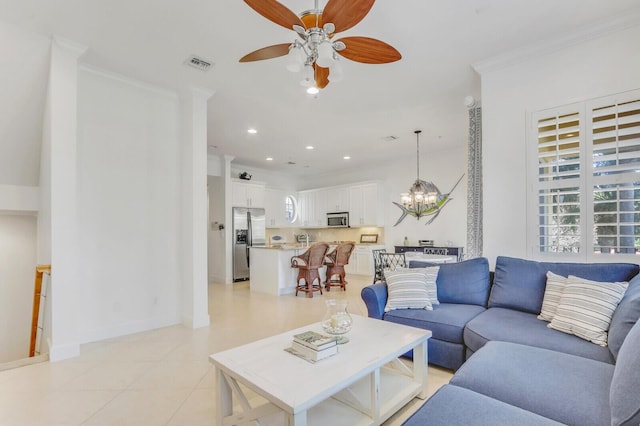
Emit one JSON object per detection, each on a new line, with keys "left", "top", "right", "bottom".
{"left": 0, "top": 276, "right": 452, "bottom": 425}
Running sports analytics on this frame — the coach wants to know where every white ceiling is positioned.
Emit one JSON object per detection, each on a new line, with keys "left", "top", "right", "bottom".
{"left": 1, "top": 0, "right": 640, "bottom": 180}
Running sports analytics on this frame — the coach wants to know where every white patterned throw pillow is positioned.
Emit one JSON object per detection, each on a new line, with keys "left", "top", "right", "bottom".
{"left": 394, "top": 267, "right": 440, "bottom": 305}
{"left": 538, "top": 271, "right": 568, "bottom": 322}
{"left": 548, "top": 275, "right": 628, "bottom": 346}
{"left": 384, "top": 269, "right": 433, "bottom": 312}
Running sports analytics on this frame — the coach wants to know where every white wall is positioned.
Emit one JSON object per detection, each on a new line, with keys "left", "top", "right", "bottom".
{"left": 0, "top": 215, "right": 37, "bottom": 363}
{"left": 480, "top": 24, "right": 640, "bottom": 267}
{"left": 75, "top": 66, "right": 183, "bottom": 342}
{"left": 0, "top": 185, "right": 39, "bottom": 212}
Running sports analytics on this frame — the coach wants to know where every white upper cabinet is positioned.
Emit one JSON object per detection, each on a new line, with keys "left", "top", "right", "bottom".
{"left": 231, "top": 180, "right": 265, "bottom": 207}
{"left": 297, "top": 189, "right": 326, "bottom": 228}
{"left": 325, "top": 187, "right": 350, "bottom": 212}
{"left": 264, "top": 188, "right": 287, "bottom": 228}
{"left": 349, "top": 183, "right": 383, "bottom": 227}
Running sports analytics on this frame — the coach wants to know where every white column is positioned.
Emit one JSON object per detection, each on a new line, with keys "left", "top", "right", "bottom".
{"left": 46, "top": 36, "right": 87, "bottom": 361}
{"left": 181, "top": 86, "right": 215, "bottom": 329}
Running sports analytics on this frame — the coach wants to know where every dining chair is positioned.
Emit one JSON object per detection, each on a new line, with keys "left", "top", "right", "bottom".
{"left": 378, "top": 252, "right": 407, "bottom": 280}
{"left": 371, "top": 248, "right": 387, "bottom": 283}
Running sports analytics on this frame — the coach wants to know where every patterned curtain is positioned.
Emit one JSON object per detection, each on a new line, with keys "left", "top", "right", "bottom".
{"left": 466, "top": 103, "right": 483, "bottom": 258}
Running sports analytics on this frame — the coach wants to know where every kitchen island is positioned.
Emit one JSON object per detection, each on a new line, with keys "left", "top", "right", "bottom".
{"left": 249, "top": 245, "right": 327, "bottom": 296}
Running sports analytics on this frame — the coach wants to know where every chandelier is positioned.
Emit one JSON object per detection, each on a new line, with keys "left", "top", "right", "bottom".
{"left": 400, "top": 130, "right": 438, "bottom": 216}
{"left": 393, "top": 130, "right": 465, "bottom": 226}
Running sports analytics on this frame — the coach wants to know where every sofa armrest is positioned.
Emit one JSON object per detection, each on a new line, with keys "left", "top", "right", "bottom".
{"left": 361, "top": 283, "right": 388, "bottom": 319}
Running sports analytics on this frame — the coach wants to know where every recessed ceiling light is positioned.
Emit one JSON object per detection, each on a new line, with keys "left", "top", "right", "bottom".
{"left": 266, "top": 157, "right": 273, "bottom": 161}
{"left": 248, "top": 128, "right": 257, "bottom": 134}
{"left": 343, "top": 156, "right": 351, "bottom": 160}
{"left": 307, "top": 87, "right": 319, "bottom": 95}
{"left": 306, "top": 146, "right": 314, "bottom": 150}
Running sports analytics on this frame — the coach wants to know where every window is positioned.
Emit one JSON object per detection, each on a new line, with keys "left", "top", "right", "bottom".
{"left": 285, "top": 194, "right": 298, "bottom": 224}
{"left": 528, "top": 90, "right": 640, "bottom": 260}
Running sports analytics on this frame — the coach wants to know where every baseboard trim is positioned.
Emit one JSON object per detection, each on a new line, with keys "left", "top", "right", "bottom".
{"left": 0, "top": 354, "right": 49, "bottom": 371}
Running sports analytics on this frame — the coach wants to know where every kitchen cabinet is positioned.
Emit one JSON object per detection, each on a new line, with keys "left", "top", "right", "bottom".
{"left": 345, "top": 244, "right": 385, "bottom": 276}
{"left": 297, "top": 189, "right": 326, "bottom": 228}
{"left": 349, "top": 183, "right": 383, "bottom": 227}
{"left": 325, "top": 186, "right": 350, "bottom": 213}
{"left": 264, "top": 188, "right": 288, "bottom": 228}
{"left": 232, "top": 180, "right": 265, "bottom": 207}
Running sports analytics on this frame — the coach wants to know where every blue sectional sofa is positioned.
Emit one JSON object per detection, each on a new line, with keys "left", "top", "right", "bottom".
{"left": 361, "top": 256, "right": 640, "bottom": 425}
{"left": 361, "top": 256, "right": 491, "bottom": 371}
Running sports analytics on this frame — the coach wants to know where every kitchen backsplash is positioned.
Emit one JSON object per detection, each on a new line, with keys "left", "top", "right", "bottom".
{"left": 266, "top": 227, "right": 384, "bottom": 245}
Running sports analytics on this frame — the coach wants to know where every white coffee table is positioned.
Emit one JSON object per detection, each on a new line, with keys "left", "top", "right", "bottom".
{"left": 209, "top": 314, "right": 431, "bottom": 426}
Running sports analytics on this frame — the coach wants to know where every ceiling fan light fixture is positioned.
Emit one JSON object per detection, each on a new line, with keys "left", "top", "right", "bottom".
{"left": 315, "top": 41, "right": 334, "bottom": 68}
{"left": 329, "top": 57, "right": 343, "bottom": 82}
{"left": 306, "top": 86, "right": 319, "bottom": 95}
{"left": 240, "top": 0, "right": 401, "bottom": 91}
{"left": 300, "top": 63, "right": 314, "bottom": 86}
{"left": 286, "top": 44, "right": 304, "bottom": 72}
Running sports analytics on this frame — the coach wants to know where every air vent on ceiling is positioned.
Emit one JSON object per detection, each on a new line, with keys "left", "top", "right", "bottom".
{"left": 185, "top": 55, "right": 213, "bottom": 71}
{"left": 382, "top": 135, "right": 399, "bottom": 142}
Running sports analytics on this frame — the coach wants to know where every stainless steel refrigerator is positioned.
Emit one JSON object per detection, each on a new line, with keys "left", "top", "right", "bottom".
{"left": 232, "top": 207, "right": 266, "bottom": 281}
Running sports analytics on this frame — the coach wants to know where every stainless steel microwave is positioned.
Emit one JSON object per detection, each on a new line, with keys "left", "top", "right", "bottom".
{"left": 327, "top": 212, "right": 349, "bottom": 228}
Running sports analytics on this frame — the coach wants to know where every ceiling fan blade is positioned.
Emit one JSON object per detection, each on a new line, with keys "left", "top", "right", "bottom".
{"left": 314, "top": 64, "right": 330, "bottom": 89}
{"left": 239, "top": 43, "right": 291, "bottom": 62}
{"left": 336, "top": 36, "right": 402, "bottom": 64}
{"left": 244, "top": 0, "right": 305, "bottom": 31}
{"left": 322, "top": 0, "right": 375, "bottom": 33}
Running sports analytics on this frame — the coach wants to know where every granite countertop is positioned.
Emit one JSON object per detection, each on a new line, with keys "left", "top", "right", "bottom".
{"left": 255, "top": 241, "right": 384, "bottom": 251}
{"left": 252, "top": 244, "right": 308, "bottom": 250}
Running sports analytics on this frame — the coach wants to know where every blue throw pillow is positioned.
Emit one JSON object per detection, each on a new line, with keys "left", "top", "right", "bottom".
{"left": 410, "top": 257, "right": 490, "bottom": 306}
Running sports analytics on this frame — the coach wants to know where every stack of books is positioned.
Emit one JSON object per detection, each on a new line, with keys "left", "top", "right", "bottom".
{"left": 285, "top": 331, "right": 338, "bottom": 363}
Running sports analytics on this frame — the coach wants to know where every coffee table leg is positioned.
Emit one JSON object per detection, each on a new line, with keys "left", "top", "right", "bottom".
{"left": 216, "top": 368, "right": 232, "bottom": 426}
{"left": 412, "top": 341, "right": 429, "bottom": 399}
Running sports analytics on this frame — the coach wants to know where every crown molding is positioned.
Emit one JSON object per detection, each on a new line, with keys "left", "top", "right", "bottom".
{"left": 79, "top": 63, "right": 178, "bottom": 99}
{"left": 53, "top": 35, "right": 87, "bottom": 58}
{"left": 472, "top": 11, "right": 640, "bottom": 75}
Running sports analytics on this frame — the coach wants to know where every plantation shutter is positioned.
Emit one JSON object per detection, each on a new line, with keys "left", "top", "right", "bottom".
{"left": 589, "top": 97, "right": 640, "bottom": 254}
{"left": 534, "top": 109, "right": 583, "bottom": 253}
{"left": 530, "top": 90, "right": 640, "bottom": 259}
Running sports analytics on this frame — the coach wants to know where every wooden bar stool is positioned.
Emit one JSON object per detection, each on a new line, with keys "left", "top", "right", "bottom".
{"left": 324, "top": 242, "right": 355, "bottom": 291}
{"left": 291, "top": 242, "right": 329, "bottom": 298}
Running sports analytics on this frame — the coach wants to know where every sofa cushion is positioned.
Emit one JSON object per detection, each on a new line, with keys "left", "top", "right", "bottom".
{"left": 402, "top": 384, "right": 564, "bottom": 426}
{"left": 384, "top": 269, "right": 433, "bottom": 312}
{"left": 489, "top": 256, "right": 639, "bottom": 314}
{"left": 410, "top": 257, "right": 490, "bottom": 306}
{"left": 548, "top": 275, "right": 628, "bottom": 346}
{"left": 609, "top": 274, "right": 640, "bottom": 359}
{"left": 538, "top": 271, "right": 567, "bottom": 322}
{"left": 610, "top": 320, "right": 640, "bottom": 426}
{"left": 464, "top": 307, "right": 614, "bottom": 363}
{"left": 384, "top": 303, "right": 485, "bottom": 344}
{"left": 451, "top": 341, "right": 615, "bottom": 426}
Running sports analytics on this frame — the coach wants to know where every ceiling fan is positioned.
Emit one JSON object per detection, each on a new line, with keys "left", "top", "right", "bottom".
{"left": 239, "top": 0, "right": 402, "bottom": 91}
